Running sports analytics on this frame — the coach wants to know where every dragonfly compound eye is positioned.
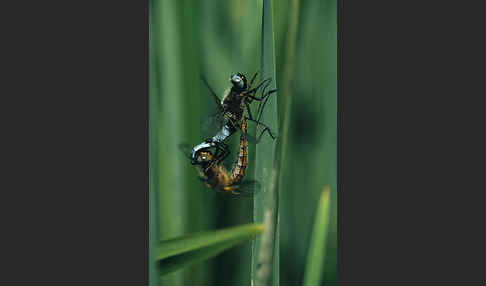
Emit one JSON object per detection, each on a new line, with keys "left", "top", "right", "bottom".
{"left": 231, "top": 74, "right": 245, "bottom": 89}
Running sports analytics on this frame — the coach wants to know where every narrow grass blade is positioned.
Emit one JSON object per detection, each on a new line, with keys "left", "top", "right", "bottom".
{"left": 303, "top": 186, "right": 332, "bottom": 286}
{"left": 158, "top": 224, "right": 262, "bottom": 277}
{"left": 252, "top": 0, "right": 279, "bottom": 285}
{"left": 152, "top": 0, "right": 188, "bottom": 284}
{"left": 159, "top": 238, "right": 249, "bottom": 276}
{"left": 157, "top": 224, "right": 263, "bottom": 261}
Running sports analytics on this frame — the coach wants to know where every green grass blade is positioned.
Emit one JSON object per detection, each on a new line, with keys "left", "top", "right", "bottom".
{"left": 276, "top": 0, "right": 337, "bottom": 284}
{"left": 157, "top": 224, "right": 262, "bottom": 276}
{"left": 254, "top": 170, "right": 278, "bottom": 286}
{"left": 159, "top": 238, "right": 249, "bottom": 276}
{"left": 252, "top": 0, "right": 279, "bottom": 285}
{"left": 175, "top": 1, "right": 217, "bottom": 285}
{"left": 157, "top": 224, "right": 263, "bottom": 261}
{"left": 303, "top": 186, "right": 332, "bottom": 286}
{"left": 151, "top": 0, "right": 188, "bottom": 284}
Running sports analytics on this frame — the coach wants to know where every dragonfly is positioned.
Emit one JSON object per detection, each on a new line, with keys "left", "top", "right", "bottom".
{"left": 180, "top": 116, "right": 259, "bottom": 196}
{"left": 190, "top": 71, "right": 277, "bottom": 163}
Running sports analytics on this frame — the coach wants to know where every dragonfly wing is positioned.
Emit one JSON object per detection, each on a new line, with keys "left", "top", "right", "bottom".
{"left": 178, "top": 143, "right": 193, "bottom": 159}
{"left": 201, "top": 110, "right": 226, "bottom": 138}
{"left": 200, "top": 75, "right": 223, "bottom": 109}
{"left": 232, "top": 180, "right": 261, "bottom": 196}
{"left": 237, "top": 129, "right": 258, "bottom": 143}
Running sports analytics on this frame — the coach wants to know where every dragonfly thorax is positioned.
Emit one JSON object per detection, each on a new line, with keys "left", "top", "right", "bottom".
{"left": 222, "top": 89, "right": 245, "bottom": 122}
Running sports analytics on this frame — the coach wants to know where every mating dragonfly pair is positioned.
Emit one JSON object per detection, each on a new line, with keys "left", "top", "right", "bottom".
{"left": 180, "top": 71, "right": 277, "bottom": 196}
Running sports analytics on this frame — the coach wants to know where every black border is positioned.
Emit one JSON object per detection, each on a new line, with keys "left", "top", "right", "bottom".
{"left": 4, "top": 1, "right": 149, "bottom": 285}
{"left": 337, "top": 0, "right": 476, "bottom": 284}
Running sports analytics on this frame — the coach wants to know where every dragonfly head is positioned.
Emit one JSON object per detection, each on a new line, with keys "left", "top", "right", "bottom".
{"left": 230, "top": 73, "right": 247, "bottom": 91}
{"left": 190, "top": 140, "right": 216, "bottom": 166}
{"left": 191, "top": 150, "right": 214, "bottom": 167}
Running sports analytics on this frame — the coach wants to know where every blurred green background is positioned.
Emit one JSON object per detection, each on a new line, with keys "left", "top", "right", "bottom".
{"left": 149, "top": 0, "right": 336, "bottom": 285}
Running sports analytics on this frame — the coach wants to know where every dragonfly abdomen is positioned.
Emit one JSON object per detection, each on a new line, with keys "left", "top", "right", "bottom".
{"left": 203, "top": 164, "right": 233, "bottom": 192}
{"left": 230, "top": 119, "right": 248, "bottom": 184}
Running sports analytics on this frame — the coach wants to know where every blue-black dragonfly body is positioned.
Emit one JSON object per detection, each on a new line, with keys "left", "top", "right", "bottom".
{"left": 190, "top": 72, "right": 277, "bottom": 163}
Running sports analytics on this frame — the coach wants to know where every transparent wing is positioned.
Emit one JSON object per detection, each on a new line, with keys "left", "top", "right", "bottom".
{"left": 231, "top": 180, "right": 261, "bottom": 197}
{"left": 238, "top": 126, "right": 259, "bottom": 144}
{"left": 200, "top": 75, "right": 227, "bottom": 138}
{"left": 178, "top": 143, "right": 193, "bottom": 160}
{"left": 199, "top": 75, "right": 270, "bottom": 144}
{"left": 201, "top": 109, "right": 226, "bottom": 139}
{"left": 200, "top": 75, "right": 223, "bottom": 110}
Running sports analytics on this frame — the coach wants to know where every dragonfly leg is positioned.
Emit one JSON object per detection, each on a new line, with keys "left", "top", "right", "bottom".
{"left": 214, "top": 142, "right": 230, "bottom": 163}
{"left": 245, "top": 101, "right": 254, "bottom": 121}
{"left": 256, "top": 81, "right": 272, "bottom": 116}
{"left": 247, "top": 81, "right": 276, "bottom": 108}
{"left": 245, "top": 78, "right": 272, "bottom": 96}
{"left": 249, "top": 71, "right": 259, "bottom": 88}
{"left": 200, "top": 75, "right": 222, "bottom": 106}
{"left": 256, "top": 89, "right": 277, "bottom": 123}
{"left": 203, "top": 147, "right": 225, "bottom": 172}
{"left": 245, "top": 117, "right": 277, "bottom": 141}
{"left": 256, "top": 126, "right": 276, "bottom": 142}
{"left": 246, "top": 94, "right": 264, "bottom": 101}
{"left": 248, "top": 85, "right": 276, "bottom": 126}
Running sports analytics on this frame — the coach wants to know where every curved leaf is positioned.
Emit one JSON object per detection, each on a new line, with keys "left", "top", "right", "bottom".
{"left": 157, "top": 223, "right": 263, "bottom": 275}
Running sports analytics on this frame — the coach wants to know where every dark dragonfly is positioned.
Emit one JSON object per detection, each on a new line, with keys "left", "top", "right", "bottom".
{"left": 190, "top": 71, "right": 277, "bottom": 163}
{"left": 180, "top": 117, "right": 259, "bottom": 196}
